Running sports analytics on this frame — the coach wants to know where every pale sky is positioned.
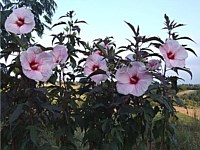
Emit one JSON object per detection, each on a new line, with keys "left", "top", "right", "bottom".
{"left": 35, "top": 0, "right": 200, "bottom": 84}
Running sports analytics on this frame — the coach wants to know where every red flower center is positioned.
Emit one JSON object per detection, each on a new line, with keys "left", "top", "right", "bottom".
{"left": 98, "top": 51, "right": 104, "bottom": 56}
{"left": 167, "top": 51, "right": 175, "bottom": 59}
{"left": 55, "top": 58, "right": 59, "bottom": 63}
{"left": 30, "top": 61, "right": 39, "bottom": 70}
{"left": 130, "top": 75, "right": 139, "bottom": 84}
{"left": 16, "top": 18, "right": 25, "bottom": 27}
{"left": 92, "top": 65, "right": 99, "bottom": 71}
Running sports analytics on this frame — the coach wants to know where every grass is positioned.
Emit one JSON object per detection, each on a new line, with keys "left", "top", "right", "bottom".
{"left": 173, "top": 112, "right": 200, "bottom": 150}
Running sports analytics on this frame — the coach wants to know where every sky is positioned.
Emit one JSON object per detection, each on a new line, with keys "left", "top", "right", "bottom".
{"left": 36, "top": 0, "right": 200, "bottom": 84}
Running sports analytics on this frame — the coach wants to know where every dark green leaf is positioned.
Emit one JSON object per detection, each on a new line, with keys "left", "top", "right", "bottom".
{"left": 38, "top": 143, "right": 52, "bottom": 150}
{"left": 137, "top": 141, "right": 147, "bottom": 150}
{"left": 145, "top": 53, "right": 164, "bottom": 60}
{"left": 51, "top": 21, "right": 67, "bottom": 29}
{"left": 172, "top": 67, "right": 192, "bottom": 79}
{"left": 143, "top": 36, "right": 164, "bottom": 44}
{"left": 185, "top": 47, "right": 197, "bottom": 56}
{"left": 88, "top": 69, "right": 107, "bottom": 78}
{"left": 74, "top": 19, "right": 87, "bottom": 24}
{"left": 9, "top": 103, "right": 24, "bottom": 124}
{"left": 125, "top": 21, "right": 138, "bottom": 36}
{"left": 177, "top": 36, "right": 195, "bottom": 43}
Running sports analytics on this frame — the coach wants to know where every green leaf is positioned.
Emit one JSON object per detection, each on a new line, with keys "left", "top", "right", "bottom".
{"left": 110, "top": 142, "right": 119, "bottom": 150}
{"left": 176, "top": 36, "right": 195, "bottom": 43}
{"left": 167, "top": 123, "right": 175, "bottom": 135}
{"left": 102, "top": 119, "right": 111, "bottom": 132}
{"left": 74, "top": 19, "right": 87, "bottom": 24}
{"left": 172, "top": 67, "right": 192, "bottom": 79}
{"left": 143, "top": 36, "right": 164, "bottom": 44}
{"left": 48, "top": 73, "right": 57, "bottom": 84}
{"left": 145, "top": 53, "right": 164, "bottom": 60}
{"left": 38, "top": 143, "right": 52, "bottom": 150}
{"left": 185, "top": 47, "right": 197, "bottom": 56}
{"left": 26, "top": 126, "right": 40, "bottom": 146}
{"left": 125, "top": 21, "right": 139, "bottom": 36}
{"left": 9, "top": 104, "right": 24, "bottom": 124}
{"left": 174, "top": 23, "right": 185, "bottom": 29}
{"left": 69, "top": 56, "right": 76, "bottom": 69}
{"left": 115, "top": 49, "right": 127, "bottom": 55}
{"left": 137, "top": 141, "right": 147, "bottom": 150}
{"left": 87, "top": 69, "right": 107, "bottom": 78}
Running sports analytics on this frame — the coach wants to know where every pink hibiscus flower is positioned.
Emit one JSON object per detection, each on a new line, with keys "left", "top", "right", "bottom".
{"left": 159, "top": 39, "right": 188, "bottom": 68}
{"left": 146, "top": 59, "right": 161, "bottom": 71}
{"left": 84, "top": 53, "right": 109, "bottom": 83}
{"left": 50, "top": 45, "right": 68, "bottom": 68}
{"left": 20, "top": 46, "right": 54, "bottom": 82}
{"left": 115, "top": 62, "right": 152, "bottom": 96}
{"left": 5, "top": 7, "right": 35, "bottom": 34}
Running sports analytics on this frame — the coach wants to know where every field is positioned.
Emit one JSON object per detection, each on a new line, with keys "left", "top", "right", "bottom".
{"left": 177, "top": 90, "right": 197, "bottom": 96}
{"left": 173, "top": 87, "right": 200, "bottom": 150}
{"left": 174, "top": 112, "right": 200, "bottom": 150}
{"left": 175, "top": 106, "right": 200, "bottom": 120}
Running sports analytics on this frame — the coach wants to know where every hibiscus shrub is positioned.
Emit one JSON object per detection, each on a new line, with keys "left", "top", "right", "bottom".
{"left": 1, "top": 6, "right": 197, "bottom": 150}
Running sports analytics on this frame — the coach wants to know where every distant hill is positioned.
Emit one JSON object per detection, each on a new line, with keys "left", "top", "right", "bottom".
{"left": 177, "top": 90, "right": 197, "bottom": 96}
{"left": 177, "top": 88, "right": 200, "bottom": 107}
{"left": 178, "top": 84, "right": 200, "bottom": 91}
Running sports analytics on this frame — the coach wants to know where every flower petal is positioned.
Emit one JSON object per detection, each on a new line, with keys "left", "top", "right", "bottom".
{"left": 52, "top": 45, "right": 68, "bottom": 64}
{"left": 115, "top": 67, "right": 130, "bottom": 83}
{"left": 91, "top": 74, "right": 108, "bottom": 83}
{"left": 22, "top": 69, "right": 43, "bottom": 81}
{"left": 169, "top": 59, "right": 186, "bottom": 68}
{"left": 130, "top": 84, "right": 147, "bottom": 96}
{"left": 19, "top": 23, "right": 35, "bottom": 34}
{"left": 36, "top": 52, "right": 53, "bottom": 65}
{"left": 39, "top": 65, "right": 53, "bottom": 81}
{"left": 174, "top": 47, "right": 188, "bottom": 59}
{"left": 116, "top": 83, "right": 133, "bottom": 95}
{"left": 84, "top": 66, "right": 93, "bottom": 76}
{"left": 20, "top": 52, "right": 31, "bottom": 70}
